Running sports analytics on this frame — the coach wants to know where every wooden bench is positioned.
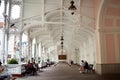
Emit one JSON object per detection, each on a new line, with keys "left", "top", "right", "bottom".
{"left": 87, "top": 64, "right": 95, "bottom": 73}
{"left": 0, "top": 75, "right": 8, "bottom": 80}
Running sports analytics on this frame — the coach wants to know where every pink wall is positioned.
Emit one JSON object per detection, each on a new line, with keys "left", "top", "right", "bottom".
{"left": 94, "top": 0, "right": 101, "bottom": 63}
{"left": 104, "top": 0, "right": 120, "bottom": 63}
{"left": 118, "top": 34, "right": 120, "bottom": 55}
{"left": 116, "top": 19, "right": 120, "bottom": 26}
{"left": 105, "top": 34, "right": 115, "bottom": 63}
{"left": 0, "top": 22, "right": 3, "bottom": 28}
{"left": 106, "top": 7, "right": 120, "bottom": 17}
{"left": 104, "top": 0, "right": 120, "bottom": 27}
{"left": 94, "top": 0, "right": 101, "bottom": 19}
{"left": 110, "top": 0, "right": 120, "bottom": 5}
{"left": 94, "top": 0, "right": 120, "bottom": 64}
{"left": 104, "top": 18, "right": 113, "bottom": 27}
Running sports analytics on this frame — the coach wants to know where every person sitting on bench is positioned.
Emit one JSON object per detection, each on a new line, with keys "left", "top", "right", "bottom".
{"left": 0, "top": 61, "right": 16, "bottom": 80}
{"left": 79, "top": 60, "right": 85, "bottom": 73}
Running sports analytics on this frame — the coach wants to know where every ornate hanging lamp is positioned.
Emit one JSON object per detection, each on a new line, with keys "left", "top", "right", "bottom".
{"left": 60, "top": 25, "right": 64, "bottom": 54}
{"left": 60, "top": 35, "right": 64, "bottom": 54}
{"left": 68, "top": 0, "right": 77, "bottom": 15}
{"left": 0, "top": 0, "right": 1, "bottom": 6}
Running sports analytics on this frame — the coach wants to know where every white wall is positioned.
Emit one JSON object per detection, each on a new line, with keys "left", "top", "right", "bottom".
{"left": 79, "top": 37, "right": 95, "bottom": 65}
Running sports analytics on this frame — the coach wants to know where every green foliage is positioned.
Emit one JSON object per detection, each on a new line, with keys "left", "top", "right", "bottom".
{"left": 8, "top": 58, "right": 18, "bottom": 64}
{"left": 46, "top": 58, "right": 50, "bottom": 62}
{"left": 38, "top": 57, "right": 41, "bottom": 63}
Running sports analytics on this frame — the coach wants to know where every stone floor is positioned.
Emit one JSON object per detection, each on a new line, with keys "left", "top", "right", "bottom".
{"left": 16, "top": 63, "right": 120, "bottom": 80}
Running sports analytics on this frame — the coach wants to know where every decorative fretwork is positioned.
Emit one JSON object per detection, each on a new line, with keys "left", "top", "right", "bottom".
{"left": 11, "top": 0, "right": 22, "bottom": 5}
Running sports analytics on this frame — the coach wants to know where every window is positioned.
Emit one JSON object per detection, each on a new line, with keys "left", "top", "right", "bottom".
{"left": 11, "top": 5, "right": 20, "bottom": 19}
{"left": 0, "top": 1, "right": 4, "bottom": 22}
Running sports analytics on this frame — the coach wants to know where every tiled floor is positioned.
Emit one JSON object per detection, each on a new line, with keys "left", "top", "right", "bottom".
{"left": 16, "top": 63, "right": 120, "bottom": 80}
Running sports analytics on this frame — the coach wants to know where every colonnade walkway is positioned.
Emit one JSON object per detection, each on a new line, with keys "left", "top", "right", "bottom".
{"left": 16, "top": 62, "right": 120, "bottom": 80}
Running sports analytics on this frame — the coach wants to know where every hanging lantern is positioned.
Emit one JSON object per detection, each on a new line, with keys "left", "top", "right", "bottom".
{"left": 68, "top": 0, "right": 77, "bottom": 15}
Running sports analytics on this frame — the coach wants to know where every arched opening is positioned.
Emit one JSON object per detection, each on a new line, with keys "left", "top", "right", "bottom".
{"left": 96, "top": 0, "right": 120, "bottom": 74}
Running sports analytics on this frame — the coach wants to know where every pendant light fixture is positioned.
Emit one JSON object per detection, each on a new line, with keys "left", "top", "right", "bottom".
{"left": 68, "top": 0, "right": 77, "bottom": 15}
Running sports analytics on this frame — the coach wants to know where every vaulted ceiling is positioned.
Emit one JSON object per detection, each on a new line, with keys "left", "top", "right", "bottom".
{"left": 21, "top": 0, "right": 95, "bottom": 53}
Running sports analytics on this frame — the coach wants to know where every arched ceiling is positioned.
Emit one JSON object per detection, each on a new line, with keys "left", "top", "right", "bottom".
{"left": 22, "top": 0, "right": 95, "bottom": 53}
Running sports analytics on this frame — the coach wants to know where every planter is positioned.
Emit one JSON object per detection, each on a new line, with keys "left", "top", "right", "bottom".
{"left": 7, "top": 64, "right": 21, "bottom": 75}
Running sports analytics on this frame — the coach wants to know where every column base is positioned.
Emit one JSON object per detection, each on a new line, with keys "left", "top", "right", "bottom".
{"left": 96, "top": 63, "right": 120, "bottom": 75}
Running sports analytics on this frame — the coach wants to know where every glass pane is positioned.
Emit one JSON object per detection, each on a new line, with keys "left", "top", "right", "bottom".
{"left": 11, "top": 5, "right": 20, "bottom": 19}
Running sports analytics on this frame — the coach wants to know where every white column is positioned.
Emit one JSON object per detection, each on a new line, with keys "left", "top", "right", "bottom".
{"left": 42, "top": 45, "right": 45, "bottom": 61}
{"left": 1, "top": 0, "right": 8, "bottom": 64}
{"left": 4, "top": 32, "right": 9, "bottom": 64}
{"left": 18, "top": 33, "right": 22, "bottom": 64}
{"left": 0, "top": 29, "right": 4, "bottom": 63}
{"left": 48, "top": 48, "right": 50, "bottom": 60}
{"left": 40, "top": 44, "right": 43, "bottom": 61}
{"left": 39, "top": 42, "right": 42, "bottom": 57}
{"left": 35, "top": 42, "right": 38, "bottom": 62}
{"left": 36, "top": 43, "right": 39, "bottom": 62}
{"left": 28, "top": 32, "right": 32, "bottom": 61}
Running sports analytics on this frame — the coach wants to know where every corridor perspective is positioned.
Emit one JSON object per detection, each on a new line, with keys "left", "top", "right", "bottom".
{"left": 16, "top": 63, "right": 120, "bottom": 80}
{"left": 0, "top": 0, "right": 120, "bottom": 80}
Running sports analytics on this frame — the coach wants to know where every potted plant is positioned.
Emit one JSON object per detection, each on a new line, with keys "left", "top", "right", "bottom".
{"left": 8, "top": 58, "right": 18, "bottom": 64}
{"left": 38, "top": 57, "right": 41, "bottom": 64}
{"left": 7, "top": 58, "right": 21, "bottom": 75}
